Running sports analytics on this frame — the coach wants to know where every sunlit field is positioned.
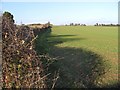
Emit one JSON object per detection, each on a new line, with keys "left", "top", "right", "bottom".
{"left": 48, "top": 26, "right": 118, "bottom": 88}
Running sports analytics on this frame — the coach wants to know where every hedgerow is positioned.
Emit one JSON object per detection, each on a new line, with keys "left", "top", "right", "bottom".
{"left": 2, "top": 12, "right": 47, "bottom": 88}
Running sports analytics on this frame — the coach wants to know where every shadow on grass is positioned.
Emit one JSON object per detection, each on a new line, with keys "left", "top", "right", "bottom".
{"left": 48, "top": 34, "right": 86, "bottom": 46}
{"left": 45, "top": 34, "right": 109, "bottom": 88}
{"left": 48, "top": 46, "right": 107, "bottom": 88}
{"left": 50, "top": 34, "right": 77, "bottom": 38}
{"left": 36, "top": 33, "right": 118, "bottom": 88}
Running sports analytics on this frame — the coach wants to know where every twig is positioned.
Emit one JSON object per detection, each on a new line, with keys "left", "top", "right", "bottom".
{"left": 51, "top": 70, "right": 60, "bottom": 89}
{"left": 29, "top": 73, "right": 51, "bottom": 87}
{"left": 26, "top": 35, "right": 38, "bottom": 47}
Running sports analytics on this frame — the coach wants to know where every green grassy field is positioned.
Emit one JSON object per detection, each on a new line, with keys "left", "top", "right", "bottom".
{"left": 48, "top": 26, "right": 118, "bottom": 88}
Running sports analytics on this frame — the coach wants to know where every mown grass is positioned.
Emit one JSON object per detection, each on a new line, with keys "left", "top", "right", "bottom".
{"left": 48, "top": 26, "right": 118, "bottom": 88}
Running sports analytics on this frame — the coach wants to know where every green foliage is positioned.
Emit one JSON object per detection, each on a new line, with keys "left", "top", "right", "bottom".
{"left": 34, "top": 28, "right": 51, "bottom": 55}
{"left": 35, "top": 33, "right": 49, "bottom": 54}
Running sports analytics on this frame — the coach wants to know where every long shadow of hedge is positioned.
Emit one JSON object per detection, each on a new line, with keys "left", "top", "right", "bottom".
{"left": 48, "top": 46, "right": 107, "bottom": 88}
{"left": 34, "top": 28, "right": 119, "bottom": 88}
{"left": 46, "top": 34, "right": 108, "bottom": 88}
{"left": 48, "top": 34, "right": 86, "bottom": 46}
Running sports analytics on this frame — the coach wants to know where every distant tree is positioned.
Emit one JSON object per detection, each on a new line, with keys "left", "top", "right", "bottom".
{"left": 75, "top": 23, "right": 78, "bottom": 26}
{"left": 94, "top": 23, "right": 98, "bottom": 26}
{"left": 46, "top": 21, "right": 53, "bottom": 28}
{"left": 47, "top": 21, "right": 50, "bottom": 26}
{"left": 96, "top": 23, "right": 98, "bottom": 26}
{"left": 110, "top": 23, "right": 113, "bottom": 26}
{"left": 117, "top": 24, "right": 120, "bottom": 26}
{"left": 70, "top": 23, "right": 74, "bottom": 26}
{"left": 101, "top": 24, "right": 104, "bottom": 26}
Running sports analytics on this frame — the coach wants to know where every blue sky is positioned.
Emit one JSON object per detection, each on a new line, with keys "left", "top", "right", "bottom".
{"left": 2, "top": 2, "right": 118, "bottom": 25}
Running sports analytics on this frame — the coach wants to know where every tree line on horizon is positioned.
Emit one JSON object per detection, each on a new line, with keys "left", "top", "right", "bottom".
{"left": 64, "top": 23, "right": 120, "bottom": 26}
{"left": 94, "top": 23, "right": 120, "bottom": 26}
{"left": 65, "top": 23, "right": 86, "bottom": 26}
